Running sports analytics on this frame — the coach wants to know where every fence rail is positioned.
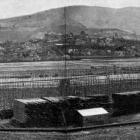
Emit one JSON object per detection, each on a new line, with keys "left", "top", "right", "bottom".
{"left": 0, "top": 65, "right": 140, "bottom": 110}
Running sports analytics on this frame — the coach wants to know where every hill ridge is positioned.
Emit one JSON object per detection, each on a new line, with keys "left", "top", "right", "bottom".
{"left": 0, "top": 5, "right": 139, "bottom": 41}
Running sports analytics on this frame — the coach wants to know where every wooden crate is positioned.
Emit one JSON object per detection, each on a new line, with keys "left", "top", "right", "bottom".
{"left": 112, "top": 91, "right": 140, "bottom": 112}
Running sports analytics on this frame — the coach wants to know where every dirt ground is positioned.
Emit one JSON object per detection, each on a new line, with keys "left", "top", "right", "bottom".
{"left": 0, "top": 113, "right": 140, "bottom": 139}
{"left": 0, "top": 124, "right": 139, "bottom": 140}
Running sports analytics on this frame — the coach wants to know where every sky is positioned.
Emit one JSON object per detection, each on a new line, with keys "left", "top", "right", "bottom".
{"left": 0, "top": 0, "right": 140, "bottom": 19}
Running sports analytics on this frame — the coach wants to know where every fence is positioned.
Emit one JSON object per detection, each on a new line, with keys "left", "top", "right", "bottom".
{"left": 0, "top": 65, "right": 140, "bottom": 110}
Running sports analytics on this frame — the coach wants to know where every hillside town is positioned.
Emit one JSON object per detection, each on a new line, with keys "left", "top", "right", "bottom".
{"left": 0, "top": 31, "right": 140, "bottom": 62}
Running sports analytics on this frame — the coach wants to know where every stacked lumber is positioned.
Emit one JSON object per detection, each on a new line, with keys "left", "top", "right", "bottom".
{"left": 112, "top": 91, "right": 140, "bottom": 113}
{"left": 42, "top": 97, "right": 70, "bottom": 109}
{"left": 42, "top": 97, "right": 70, "bottom": 126}
{"left": 88, "top": 94, "right": 109, "bottom": 102}
{"left": 13, "top": 95, "right": 111, "bottom": 127}
{"left": 79, "top": 96, "right": 100, "bottom": 109}
{"left": 14, "top": 98, "right": 68, "bottom": 127}
{"left": 63, "top": 96, "right": 108, "bottom": 125}
{"left": 65, "top": 96, "right": 98, "bottom": 109}
{"left": 14, "top": 98, "right": 50, "bottom": 126}
{"left": 43, "top": 96, "right": 83, "bottom": 126}
{"left": 87, "top": 94, "right": 110, "bottom": 108}
{"left": 65, "top": 96, "right": 82, "bottom": 109}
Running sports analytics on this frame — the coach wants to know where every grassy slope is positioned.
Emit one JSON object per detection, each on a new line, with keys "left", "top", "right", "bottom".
{"left": 0, "top": 6, "right": 139, "bottom": 41}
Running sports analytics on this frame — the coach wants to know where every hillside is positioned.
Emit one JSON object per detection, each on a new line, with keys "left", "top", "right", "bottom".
{"left": 0, "top": 6, "right": 140, "bottom": 41}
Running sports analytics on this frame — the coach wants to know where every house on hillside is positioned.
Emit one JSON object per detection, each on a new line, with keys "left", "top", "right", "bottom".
{"left": 91, "top": 38, "right": 98, "bottom": 44}
{"left": 114, "top": 50, "right": 125, "bottom": 57}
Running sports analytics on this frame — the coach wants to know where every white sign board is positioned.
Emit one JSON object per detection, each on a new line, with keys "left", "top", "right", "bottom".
{"left": 77, "top": 107, "right": 108, "bottom": 117}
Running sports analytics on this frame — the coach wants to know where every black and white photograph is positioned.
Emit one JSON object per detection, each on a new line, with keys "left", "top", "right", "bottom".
{"left": 0, "top": 0, "right": 140, "bottom": 139}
